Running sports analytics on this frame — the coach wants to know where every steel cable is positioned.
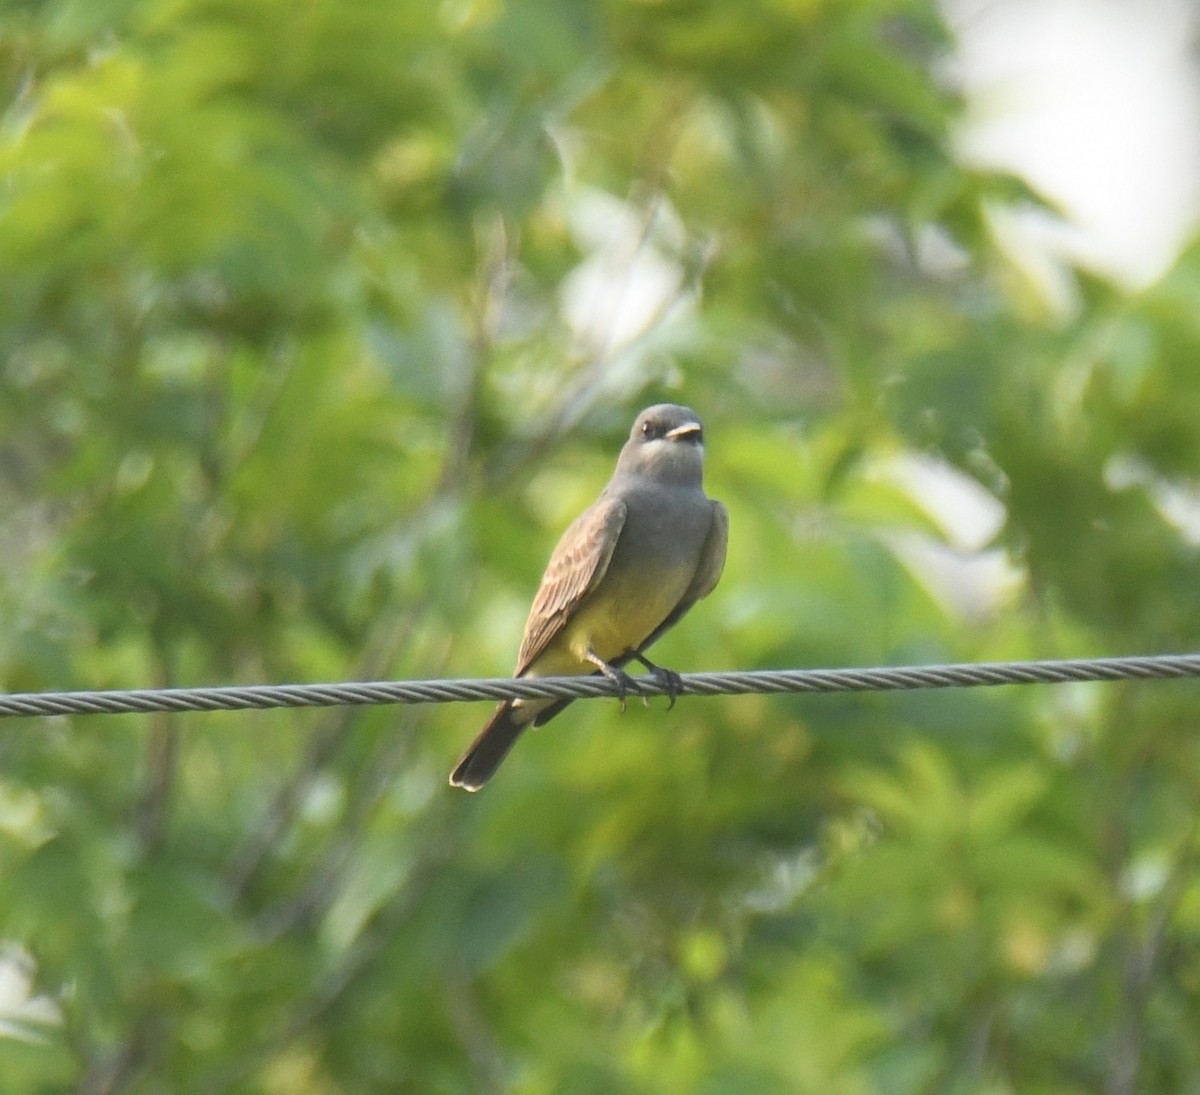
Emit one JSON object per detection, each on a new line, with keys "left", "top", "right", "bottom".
{"left": 0, "top": 653, "right": 1198, "bottom": 718}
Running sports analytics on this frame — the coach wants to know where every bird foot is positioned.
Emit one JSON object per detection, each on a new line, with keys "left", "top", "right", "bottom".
{"left": 585, "top": 652, "right": 643, "bottom": 712}
{"left": 630, "top": 653, "right": 683, "bottom": 710}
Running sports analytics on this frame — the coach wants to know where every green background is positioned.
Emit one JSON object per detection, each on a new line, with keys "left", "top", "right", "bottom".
{"left": 3, "top": 1, "right": 1200, "bottom": 1091}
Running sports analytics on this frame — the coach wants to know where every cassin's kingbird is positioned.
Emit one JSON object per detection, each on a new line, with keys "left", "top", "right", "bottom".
{"left": 450, "top": 403, "right": 728, "bottom": 790}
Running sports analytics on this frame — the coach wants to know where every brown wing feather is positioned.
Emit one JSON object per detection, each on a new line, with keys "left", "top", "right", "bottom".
{"left": 514, "top": 498, "right": 627, "bottom": 674}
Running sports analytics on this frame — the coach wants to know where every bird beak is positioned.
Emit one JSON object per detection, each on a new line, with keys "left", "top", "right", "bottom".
{"left": 665, "top": 422, "right": 703, "bottom": 442}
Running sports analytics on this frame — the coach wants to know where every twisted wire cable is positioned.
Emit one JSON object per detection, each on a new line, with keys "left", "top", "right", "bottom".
{"left": 0, "top": 653, "right": 1198, "bottom": 719}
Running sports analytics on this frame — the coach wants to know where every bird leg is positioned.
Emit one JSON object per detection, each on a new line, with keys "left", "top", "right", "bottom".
{"left": 628, "top": 651, "right": 684, "bottom": 710}
{"left": 584, "top": 649, "right": 643, "bottom": 712}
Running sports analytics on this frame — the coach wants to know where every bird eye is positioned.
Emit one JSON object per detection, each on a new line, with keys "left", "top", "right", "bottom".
{"left": 641, "top": 421, "right": 654, "bottom": 438}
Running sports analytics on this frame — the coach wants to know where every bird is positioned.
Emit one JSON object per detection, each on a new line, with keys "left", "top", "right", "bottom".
{"left": 450, "top": 403, "right": 728, "bottom": 790}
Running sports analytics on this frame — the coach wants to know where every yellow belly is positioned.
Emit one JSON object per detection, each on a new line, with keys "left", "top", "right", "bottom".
{"left": 525, "top": 560, "right": 693, "bottom": 677}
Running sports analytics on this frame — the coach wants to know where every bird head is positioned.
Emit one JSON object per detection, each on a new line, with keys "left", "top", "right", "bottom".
{"left": 618, "top": 404, "right": 706, "bottom": 484}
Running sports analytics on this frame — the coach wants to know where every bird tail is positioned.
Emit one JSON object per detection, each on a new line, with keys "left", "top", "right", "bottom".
{"left": 449, "top": 702, "right": 530, "bottom": 791}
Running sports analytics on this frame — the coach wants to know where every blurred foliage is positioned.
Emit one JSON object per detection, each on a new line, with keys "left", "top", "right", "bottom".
{"left": 2, "top": 0, "right": 1200, "bottom": 1092}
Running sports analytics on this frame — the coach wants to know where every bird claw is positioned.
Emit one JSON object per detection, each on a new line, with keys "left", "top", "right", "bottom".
{"left": 631, "top": 653, "right": 683, "bottom": 709}
{"left": 649, "top": 665, "right": 684, "bottom": 710}
{"left": 609, "top": 667, "right": 642, "bottom": 712}
{"left": 587, "top": 649, "right": 681, "bottom": 712}
{"left": 587, "top": 654, "right": 643, "bottom": 712}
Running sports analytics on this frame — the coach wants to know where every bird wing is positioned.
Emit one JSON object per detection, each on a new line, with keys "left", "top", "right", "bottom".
{"left": 632, "top": 499, "right": 729, "bottom": 654}
{"left": 686, "top": 500, "right": 729, "bottom": 603}
{"left": 514, "top": 497, "right": 627, "bottom": 675}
